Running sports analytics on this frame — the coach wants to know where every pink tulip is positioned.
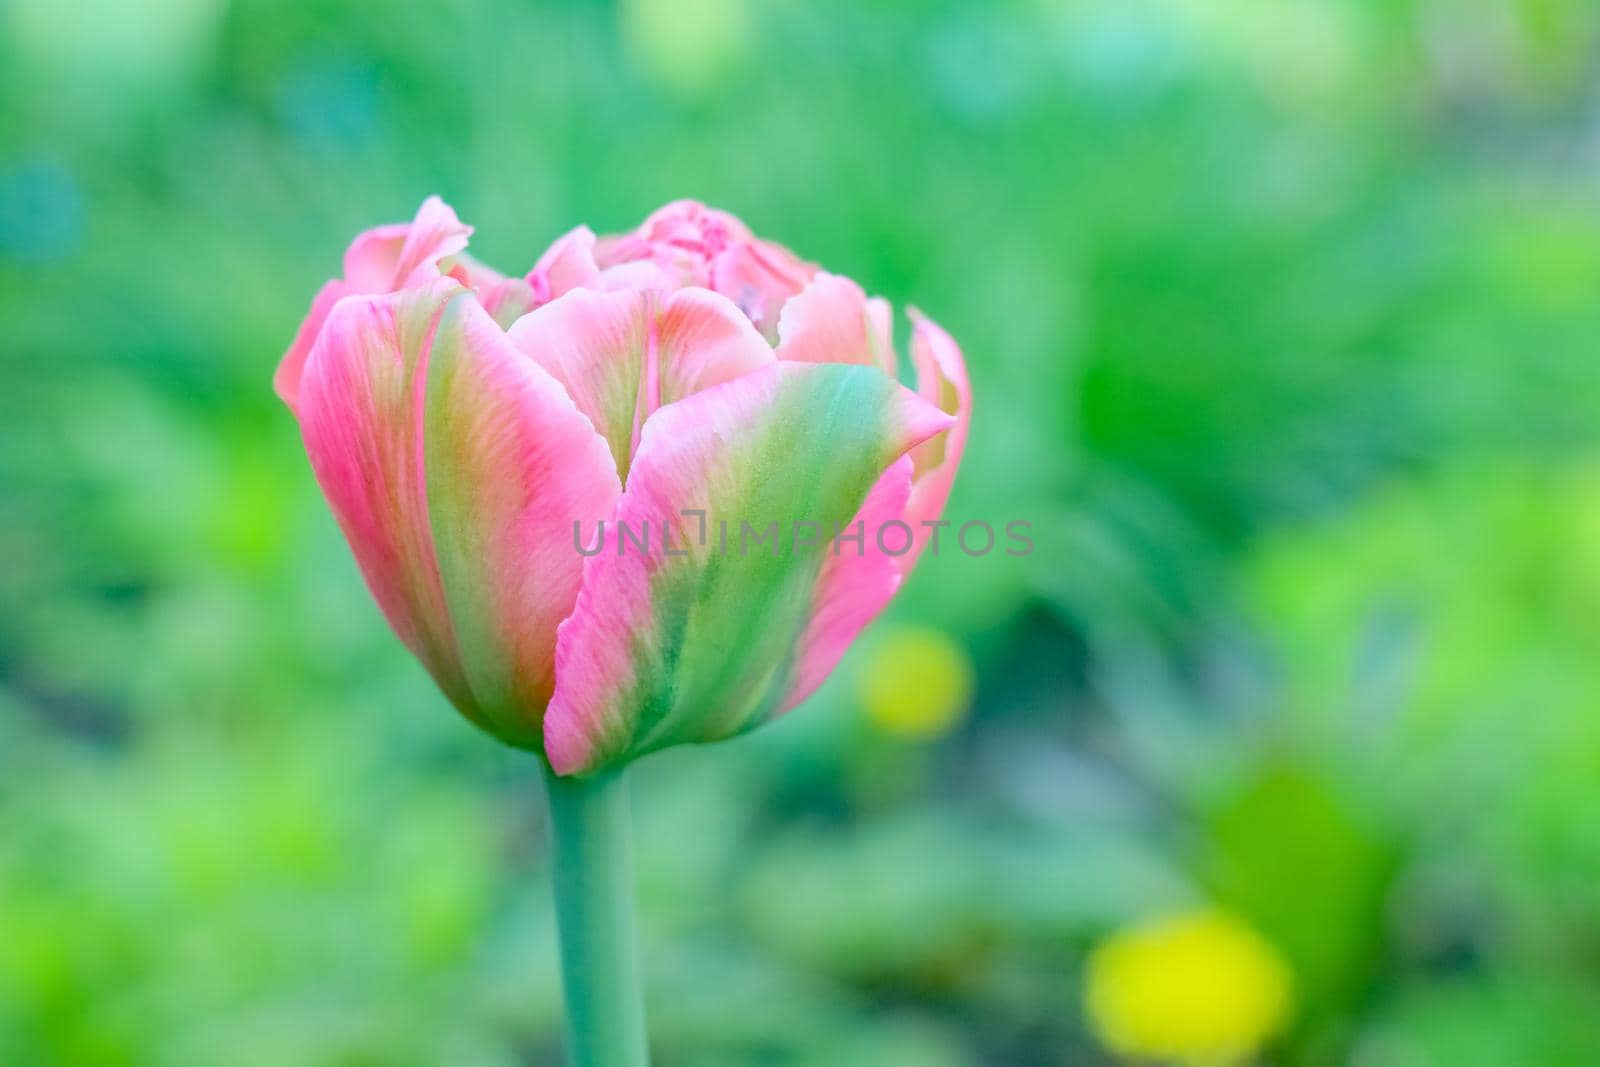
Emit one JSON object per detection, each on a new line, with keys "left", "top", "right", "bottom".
{"left": 278, "top": 198, "right": 970, "bottom": 776}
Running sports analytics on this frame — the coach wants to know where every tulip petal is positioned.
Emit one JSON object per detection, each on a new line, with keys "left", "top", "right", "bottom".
{"left": 711, "top": 239, "right": 815, "bottom": 343}
{"left": 543, "top": 362, "right": 956, "bottom": 776}
{"left": 479, "top": 277, "right": 541, "bottom": 329}
{"left": 423, "top": 294, "right": 623, "bottom": 746}
{"left": 275, "top": 279, "right": 350, "bottom": 409}
{"left": 292, "top": 279, "right": 477, "bottom": 717}
{"left": 636, "top": 198, "right": 754, "bottom": 252}
{"left": 782, "top": 454, "right": 914, "bottom": 709}
{"left": 505, "top": 287, "right": 775, "bottom": 481}
{"left": 342, "top": 223, "right": 411, "bottom": 290}
{"left": 358, "top": 195, "right": 472, "bottom": 290}
{"left": 775, "top": 272, "right": 896, "bottom": 376}
{"left": 278, "top": 198, "right": 476, "bottom": 410}
{"left": 595, "top": 201, "right": 754, "bottom": 290}
{"left": 902, "top": 309, "right": 972, "bottom": 572}
{"left": 596, "top": 259, "right": 682, "bottom": 293}
{"left": 444, "top": 251, "right": 507, "bottom": 293}
{"left": 529, "top": 225, "right": 602, "bottom": 301}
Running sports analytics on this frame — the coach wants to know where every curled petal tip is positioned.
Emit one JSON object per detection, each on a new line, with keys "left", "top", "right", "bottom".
{"left": 900, "top": 307, "right": 971, "bottom": 574}
{"left": 776, "top": 272, "right": 896, "bottom": 376}
{"left": 528, "top": 225, "right": 602, "bottom": 304}
{"left": 904, "top": 396, "right": 961, "bottom": 445}
{"left": 284, "top": 197, "right": 479, "bottom": 409}
{"left": 342, "top": 196, "right": 471, "bottom": 291}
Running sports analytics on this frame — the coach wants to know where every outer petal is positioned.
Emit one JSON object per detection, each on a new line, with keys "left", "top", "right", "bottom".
{"left": 782, "top": 454, "right": 914, "bottom": 709}
{"left": 543, "top": 362, "right": 956, "bottom": 776}
{"left": 901, "top": 309, "right": 972, "bottom": 573}
{"left": 275, "top": 278, "right": 349, "bottom": 408}
{"left": 293, "top": 279, "right": 476, "bottom": 717}
{"left": 775, "top": 272, "right": 897, "bottom": 377}
{"left": 423, "top": 294, "right": 623, "bottom": 746}
{"left": 278, "top": 197, "right": 475, "bottom": 410}
{"left": 504, "top": 287, "right": 775, "bottom": 481}
{"left": 342, "top": 223, "right": 411, "bottom": 290}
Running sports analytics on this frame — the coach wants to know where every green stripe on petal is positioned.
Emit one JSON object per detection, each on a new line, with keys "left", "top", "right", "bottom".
{"left": 544, "top": 361, "right": 955, "bottom": 776}
{"left": 292, "top": 279, "right": 479, "bottom": 723}
{"left": 424, "top": 294, "right": 623, "bottom": 748}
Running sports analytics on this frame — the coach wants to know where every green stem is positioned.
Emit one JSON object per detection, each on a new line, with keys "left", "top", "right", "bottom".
{"left": 544, "top": 766, "right": 651, "bottom": 1067}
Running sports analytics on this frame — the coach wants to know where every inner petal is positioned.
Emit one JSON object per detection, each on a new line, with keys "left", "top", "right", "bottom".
{"left": 505, "top": 287, "right": 776, "bottom": 482}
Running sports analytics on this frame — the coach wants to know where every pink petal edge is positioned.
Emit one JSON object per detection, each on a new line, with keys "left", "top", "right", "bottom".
{"left": 901, "top": 307, "right": 972, "bottom": 574}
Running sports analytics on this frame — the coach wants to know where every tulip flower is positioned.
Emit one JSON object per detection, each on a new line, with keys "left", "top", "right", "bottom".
{"left": 277, "top": 197, "right": 970, "bottom": 1065}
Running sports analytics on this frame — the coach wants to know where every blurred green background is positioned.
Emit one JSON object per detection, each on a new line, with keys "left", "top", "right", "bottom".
{"left": 4, "top": 0, "right": 1600, "bottom": 1063}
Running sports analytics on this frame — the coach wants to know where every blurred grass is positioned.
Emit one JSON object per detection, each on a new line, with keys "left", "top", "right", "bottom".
{"left": 3, "top": 0, "right": 1600, "bottom": 1064}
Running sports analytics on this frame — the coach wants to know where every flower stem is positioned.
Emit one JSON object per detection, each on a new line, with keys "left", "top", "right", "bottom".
{"left": 544, "top": 766, "right": 651, "bottom": 1067}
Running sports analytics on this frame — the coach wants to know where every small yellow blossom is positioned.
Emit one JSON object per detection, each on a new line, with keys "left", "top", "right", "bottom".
{"left": 856, "top": 626, "right": 975, "bottom": 741}
{"left": 1085, "top": 909, "right": 1294, "bottom": 1065}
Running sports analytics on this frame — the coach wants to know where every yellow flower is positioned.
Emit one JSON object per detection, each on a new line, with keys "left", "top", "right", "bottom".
{"left": 856, "top": 626, "right": 975, "bottom": 741}
{"left": 1085, "top": 909, "right": 1294, "bottom": 1065}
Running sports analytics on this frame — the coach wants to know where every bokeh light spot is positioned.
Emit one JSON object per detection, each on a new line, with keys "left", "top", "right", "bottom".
{"left": 1085, "top": 908, "right": 1295, "bottom": 1065}
{"left": 856, "top": 626, "right": 975, "bottom": 742}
